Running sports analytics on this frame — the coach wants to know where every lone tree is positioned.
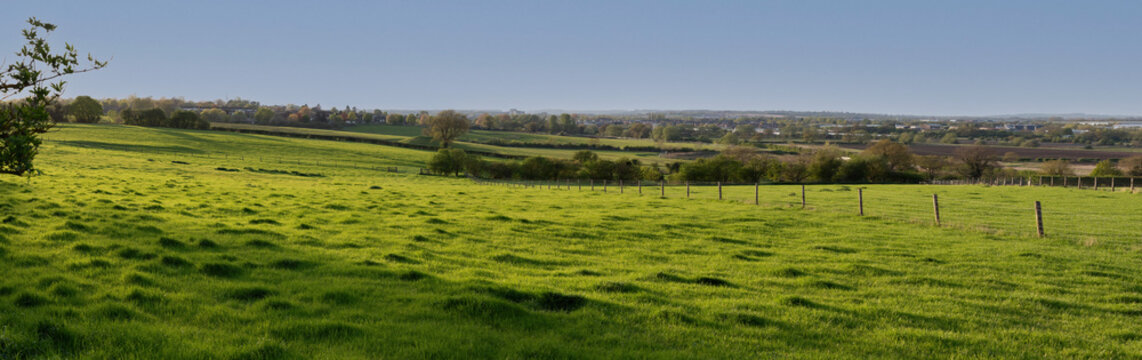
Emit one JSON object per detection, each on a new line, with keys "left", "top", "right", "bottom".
{"left": 862, "top": 139, "right": 914, "bottom": 172}
{"left": 68, "top": 95, "right": 103, "bottom": 123}
{"left": 1, "top": 18, "right": 106, "bottom": 175}
{"left": 425, "top": 110, "right": 469, "bottom": 147}
{"left": 953, "top": 145, "right": 997, "bottom": 179}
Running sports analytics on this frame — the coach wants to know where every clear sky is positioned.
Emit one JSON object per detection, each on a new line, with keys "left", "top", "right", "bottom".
{"left": 3, "top": 0, "right": 1140, "bottom": 116}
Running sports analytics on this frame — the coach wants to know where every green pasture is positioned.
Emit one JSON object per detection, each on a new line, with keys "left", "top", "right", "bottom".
{"left": 346, "top": 124, "right": 717, "bottom": 151}
{"left": 0, "top": 124, "right": 1140, "bottom": 359}
{"left": 531, "top": 180, "right": 1142, "bottom": 249}
{"left": 213, "top": 123, "right": 684, "bottom": 164}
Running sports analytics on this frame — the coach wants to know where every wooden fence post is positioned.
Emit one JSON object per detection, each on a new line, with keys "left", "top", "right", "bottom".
{"left": 603, "top": 180, "right": 608, "bottom": 193}
{"left": 1063, "top": 176, "right": 1067, "bottom": 187}
{"left": 638, "top": 180, "right": 642, "bottom": 195}
{"left": 591, "top": 179, "right": 594, "bottom": 191}
{"left": 620, "top": 180, "right": 624, "bottom": 194}
{"left": 1078, "top": 176, "right": 1082, "bottom": 189}
{"left": 1112, "top": 177, "right": 1116, "bottom": 192}
{"left": 686, "top": 182, "right": 690, "bottom": 198}
{"left": 754, "top": 183, "right": 759, "bottom": 205}
{"left": 1050, "top": 177, "right": 1054, "bottom": 187}
{"left": 718, "top": 182, "right": 722, "bottom": 200}
{"left": 932, "top": 194, "right": 941, "bottom": 226}
{"left": 578, "top": 180, "right": 582, "bottom": 191}
{"left": 801, "top": 185, "right": 806, "bottom": 209}
{"left": 660, "top": 180, "right": 665, "bottom": 198}
{"left": 1132, "top": 177, "right": 1136, "bottom": 193}
{"left": 858, "top": 188, "right": 864, "bottom": 216}
{"left": 1034, "top": 201, "right": 1044, "bottom": 238}
{"left": 1094, "top": 177, "right": 1099, "bottom": 191}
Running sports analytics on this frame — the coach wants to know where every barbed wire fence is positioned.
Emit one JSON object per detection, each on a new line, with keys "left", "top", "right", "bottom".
{"left": 468, "top": 177, "right": 1141, "bottom": 247}
{"left": 45, "top": 142, "right": 1141, "bottom": 246}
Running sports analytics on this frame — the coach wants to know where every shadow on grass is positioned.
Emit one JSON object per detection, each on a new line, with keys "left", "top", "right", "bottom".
{"left": 52, "top": 140, "right": 204, "bottom": 155}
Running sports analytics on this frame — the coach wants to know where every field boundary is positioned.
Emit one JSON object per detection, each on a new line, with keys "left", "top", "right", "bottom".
{"left": 469, "top": 177, "right": 1138, "bottom": 245}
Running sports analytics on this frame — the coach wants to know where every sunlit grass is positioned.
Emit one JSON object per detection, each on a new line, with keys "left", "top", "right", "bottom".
{"left": 0, "top": 124, "right": 1139, "bottom": 358}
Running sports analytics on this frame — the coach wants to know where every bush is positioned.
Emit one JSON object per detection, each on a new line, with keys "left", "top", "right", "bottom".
{"left": 1090, "top": 160, "right": 1123, "bottom": 177}
{"left": 428, "top": 148, "right": 468, "bottom": 176}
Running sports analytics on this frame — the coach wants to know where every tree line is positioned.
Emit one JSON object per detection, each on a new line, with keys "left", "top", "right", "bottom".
{"left": 429, "top": 139, "right": 1142, "bottom": 184}
{"left": 46, "top": 92, "right": 1142, "bottom": 150}
{"left": 120, "top": 108, "right": 209, "bottom": 129}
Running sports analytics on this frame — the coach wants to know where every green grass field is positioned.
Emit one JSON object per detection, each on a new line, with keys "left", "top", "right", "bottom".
{"left": 2, "top": 124, "right": 1141, "bottom": 359}
{"left": 212, "top": 123, "right": 694, "bottom": 165}
{"left": 345, "top": 124, "right": 717, "bottom": 151}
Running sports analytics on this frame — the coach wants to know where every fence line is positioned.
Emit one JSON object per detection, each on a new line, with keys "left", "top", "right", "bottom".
{"left": 933, "top": 175, "right": 1139, "bottom": 193}
{"left": 469, "top": 177, "right": 1140, "bottom": 247}
{"left": 53, "top": 143, "right": 1137, "bottom": 246}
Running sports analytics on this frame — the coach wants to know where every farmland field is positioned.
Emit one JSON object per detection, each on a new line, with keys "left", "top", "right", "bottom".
{"left": 839, "top": 143, "right": 1141, "bottom": 161}
{"left": 212, "top": 123, "right": 696, "bottom": 165}
{"left": 345, "top": 124, "right": 716, "bottom": 151}
{"left": 2, "top": 124, "right": 1142, "bottom": 359}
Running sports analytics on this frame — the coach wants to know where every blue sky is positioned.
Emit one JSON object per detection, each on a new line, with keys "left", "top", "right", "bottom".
{"left": 3, "top": 0, "right": 1140, "bottom": 116}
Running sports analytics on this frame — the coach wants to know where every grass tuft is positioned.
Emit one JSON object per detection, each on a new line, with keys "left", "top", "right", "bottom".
{"left": 62, "top": 220, "right": 92, "bottom": 233}
{"left": 117, "top": 247, "right": 157, "bottom": 260}
{"left": 160, "top": 255, "right": 193, "bottom": 268}
{"left": 695, "top": 277, "right": 733, "bottom": 287}
{"left": 245, "top": 239, "right": 278, "bottom": 249}
{"left": 383, "top": 254, "right": 420, "bottom": 264}
{"left": 399, "top": 270, "right": 430, "bottom": 281}
{"left": 320, "top": 291, "right": 359, "bottom": 305}
{"left": 158, "top": 237, "right": 186, "bottom": 249}
{"left": 440, "top": 296, "right": 531, "bottom": 320}
{"left": 810, "top": 280, "right": 854, "bottom": 290}
{"left": 45, "top": 231, "right": 80, "bottom": 242}
{"left": 268, "top": 259, "right": 314, "bottom": 270}
{"left": 536, "top": 292, "right": 587, "bottom": 312}
{"left": 200, "top": 263, "right": 244, "bottom": 278}
{"left": 271, "top": 322, "right": 364, "bottom": 341}
{"left": 14, "top": 292, "right": 50, "bottom": 307}
{"left": 779, "top": 296, "right": 819, "bottom": 308}
{"left": 230, "top": 342, "right": 302, "bottom": 360}
{"left": 91, "top": 303, "right": 139, "bottom": 321}
{"left": 224, "top": 287, "right": 275, "bottom": 302}
{"left": 595, "top": 282, "right": 641, "bottom": 293}
{"left": 35, "top": 321, "right": 82, "bottom": 352}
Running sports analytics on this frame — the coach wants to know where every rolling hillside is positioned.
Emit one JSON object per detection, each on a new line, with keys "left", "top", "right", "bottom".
{"left": 0, "top": 124, "right": 1140, "bottom": 359}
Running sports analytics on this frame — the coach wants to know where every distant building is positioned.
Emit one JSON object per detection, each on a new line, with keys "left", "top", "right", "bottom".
{"left": 1002, "top": 124, "right": 1042, "bottom": 131}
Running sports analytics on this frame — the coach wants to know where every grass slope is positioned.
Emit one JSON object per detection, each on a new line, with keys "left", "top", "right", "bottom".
{"left": 346, "top": 124, "right": 717, "bottom": 151}
{"left": 0, "top": 124, "right": 1140, "bottom": 359}
{"left": 213, "top": 123, "right": 688, "bottom": 164}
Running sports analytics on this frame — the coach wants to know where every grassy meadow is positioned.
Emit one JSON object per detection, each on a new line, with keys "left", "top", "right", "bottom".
{"left": 344, "top": 124, "right": 716, "bottom": 151}
{"left": 1, "top": 124, "right": 1141, "bottom": 359}
{"left": 213, "top": 123, "right": 697, "bottom": 165}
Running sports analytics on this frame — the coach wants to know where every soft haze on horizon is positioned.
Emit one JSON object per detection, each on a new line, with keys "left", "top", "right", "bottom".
{"left": 2, "top": 0, "right": 1140, "bottom": 116}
